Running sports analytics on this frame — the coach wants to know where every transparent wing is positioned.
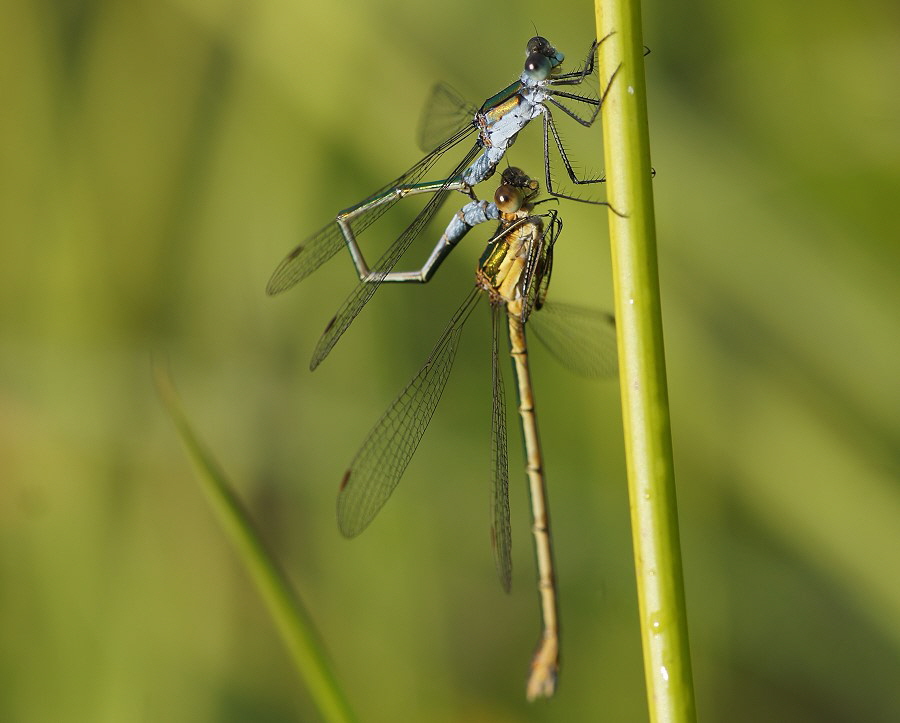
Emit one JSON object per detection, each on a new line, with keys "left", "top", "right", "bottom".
{"left": 417, "top": 82, "right": 477, "bottom": 154}
{"left": 337, "top": 289, "right": 482, "bottom": 538}
{"left": 528, "top": 302, "right": 618, "bottom": 378}
{"left": 520, "top": 211, "right": 559, "bottom": 323}
{"left": 265, "top": 221, "right": 346, "bottom": 296}
{"left": 490, "top": 303, "right": 512, "bottom": 592}
{"left": 309, "top": 141, "right": 483, "bottom": 370}
{"left": 266, "top": 122, "right": 478, "bottom": 296}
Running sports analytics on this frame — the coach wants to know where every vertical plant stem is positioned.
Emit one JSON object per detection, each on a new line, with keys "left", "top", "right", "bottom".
{"left": 593, "top": 2, "right": 697, "bottom": 721}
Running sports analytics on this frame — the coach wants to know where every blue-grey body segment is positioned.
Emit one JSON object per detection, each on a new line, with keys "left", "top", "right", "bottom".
{"left": 415, "top": 199, "right": 501, "bottom": 283}
{"left": 461, "top": 71, "right": 552, "bottom": 187}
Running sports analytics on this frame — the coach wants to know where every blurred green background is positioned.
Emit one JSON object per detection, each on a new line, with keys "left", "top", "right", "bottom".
{"left": 2, "top": 0, "right": 898, "bottom": 720}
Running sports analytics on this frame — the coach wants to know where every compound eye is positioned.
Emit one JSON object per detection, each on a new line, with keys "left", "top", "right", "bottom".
{"left": 501, "top": 166, "right": 527, "bottom": 186}
{"left": 494, "top": 184, "right": 524, "bottom": 214}
{"left": 523, "top": 52, "right": 552, "bottom": 81}
{"left": 526, "top": 36, "right": 549, "bottom": 55}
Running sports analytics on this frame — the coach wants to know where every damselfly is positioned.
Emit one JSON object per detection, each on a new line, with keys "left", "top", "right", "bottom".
{"left": 336, "top": 167, "right": 617, "bottom": 699}
{"left": 266, "top": 35, "right": 619, "bottom": 370}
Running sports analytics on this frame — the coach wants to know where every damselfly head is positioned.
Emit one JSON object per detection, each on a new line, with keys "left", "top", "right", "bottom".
{"left": 495, "top": 167, "right": 540, "bottom": 212}
{"left": 523, "top": 36, "right": 565, "bottom": 81}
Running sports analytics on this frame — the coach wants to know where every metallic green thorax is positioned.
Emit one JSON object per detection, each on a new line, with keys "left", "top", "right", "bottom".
{"left": 478, "top": 231, "right": 514, "bottom": 283}
{"left": 479, "top": 81, "right": 523, "bottom": 118}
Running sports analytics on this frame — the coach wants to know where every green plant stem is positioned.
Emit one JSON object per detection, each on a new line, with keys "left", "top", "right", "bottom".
{"left": 155, "top": 366, "right": 357, "bottom": 723}
{"left": 594, "top": 2, "right": 697, "bottom": 721}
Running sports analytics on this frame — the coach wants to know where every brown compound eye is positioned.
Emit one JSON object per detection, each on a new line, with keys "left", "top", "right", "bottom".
{"left": 494, "top": 184, "right": 524, "bottom": 214}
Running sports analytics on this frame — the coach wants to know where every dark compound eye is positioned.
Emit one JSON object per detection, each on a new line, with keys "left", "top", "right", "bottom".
{"left": 523, "top": 36, "right": 563, "bottom": 80}
{"left": 523, "top": 52, "right": 552, "bottom": 81}
{"left": 526, "top": 36, "right": 551, "bottom": 55}
{"left": 501, "top": 166, "right": 527, "bottom": 186}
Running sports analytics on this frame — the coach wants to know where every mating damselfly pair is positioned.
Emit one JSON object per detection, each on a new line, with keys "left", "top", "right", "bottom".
{"left": 267, "top": 35, "right": 619, "bottom": 699}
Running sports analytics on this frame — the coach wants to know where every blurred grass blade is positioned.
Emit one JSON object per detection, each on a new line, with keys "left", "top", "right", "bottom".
{"left": 154, "top": 365, "right": 357, "bottom": 723}
{"left": 594, "top": 1, "right": 697, "bottom": 721}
